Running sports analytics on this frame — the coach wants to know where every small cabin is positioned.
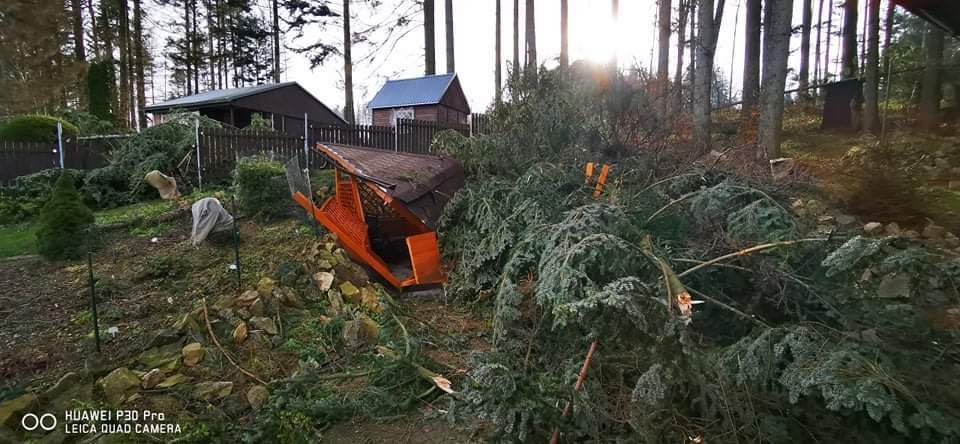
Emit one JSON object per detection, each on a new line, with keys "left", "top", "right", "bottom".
{"left": 368, "top": 73, "right": 471, "bottom": 127}
{"left": 144, "top": 82, "right": 346, "bottom": 136}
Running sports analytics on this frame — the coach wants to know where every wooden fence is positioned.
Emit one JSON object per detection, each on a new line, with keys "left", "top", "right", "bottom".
{"left": 0, "top": 114, "right": 490, "bottom": 184}
{"left": 0, "top": 139, "right": 111, "bottom": 184}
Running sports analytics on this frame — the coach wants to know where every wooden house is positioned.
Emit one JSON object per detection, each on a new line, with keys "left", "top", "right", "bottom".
{"left": 144, "top": 82, "right": 346, "bottom": 136}
{"left": 368, "top": 73, "right": 471, "bottom": 127}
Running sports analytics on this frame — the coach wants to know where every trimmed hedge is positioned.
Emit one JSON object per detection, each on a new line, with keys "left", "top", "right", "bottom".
{"left": 234, "top": 156, "right": 289, "bottom": 219}
{"left": 0, "top": 115, "right": 79, "bottom": 143}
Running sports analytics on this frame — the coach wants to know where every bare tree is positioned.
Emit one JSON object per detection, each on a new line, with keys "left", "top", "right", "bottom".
{"left": 758, "top": 0, "right": 794, "bottom": 159}
{"left": 657, "top": 0, "right": 672, "bottom": 109}
{"left": 741, "top": 0, "right": 760, "bottom": 121}
{"left": 560, "top": 0, "right": 568, "bottom": 70}
{"left": 841, "top": 0, "right": 858, "bottom": 78}
{"left": 445, "top": 0, "right": 454, "bottom": 73}
{"left": 525, "top": 0, "right": 536, "bottom": 73}
{"left": 496, "top": 0, "right": 502, "bottom": 102}
{"left": 693, "top": 0, "right": 725, "bottom": 152}
{"left": 919, "top": 24, "right": 944, "bottom": 131}
{"left": 343, "top": 0, "right": 354, "bottom": 123}
{"left": 863, "top": 0, "right": 879, "bottom": 132}
{"left": 424, "top": 0, "right": 435, "bottom": 75}
{"left": 799, "top": 0, "right": 813, "bottom": 100}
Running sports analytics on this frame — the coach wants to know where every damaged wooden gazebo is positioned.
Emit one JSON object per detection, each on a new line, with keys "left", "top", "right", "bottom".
{"left": 291, "top": 144, "right": 464, "bottom": 289}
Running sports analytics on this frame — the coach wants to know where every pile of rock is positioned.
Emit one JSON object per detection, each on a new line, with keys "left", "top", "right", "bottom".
{"left": 861, "top": 220, "right": 960, "bottom": 250}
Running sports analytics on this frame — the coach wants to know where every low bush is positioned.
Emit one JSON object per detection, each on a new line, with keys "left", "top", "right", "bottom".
{"left": 0, "top": 115, "right": 79, "bottom": 142}
{"left": 235, "top": 156, "right": 289, "bottom": 219}
{"left": 35, "top": 172, "right": 95, "bottom": 259}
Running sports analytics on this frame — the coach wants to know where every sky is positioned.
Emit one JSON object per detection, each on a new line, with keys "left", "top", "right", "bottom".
{"left": 150, "top": 0, "right": 880, "bottom": 123}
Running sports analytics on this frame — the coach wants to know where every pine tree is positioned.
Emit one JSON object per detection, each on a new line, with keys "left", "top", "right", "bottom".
{"left": 424, "top": 0, "right": 435, "bottom": 75}
{"left": 445, "top": 0, "right": 454, "bottom": 73}
{"left": 758, "top": 0, "right": 794, "bottom": 158}
{"left": 524, "top": 0, "right": 536, "bottom": 73}
{"left": 36, "top": 172, "right": 95, "bottom": 260}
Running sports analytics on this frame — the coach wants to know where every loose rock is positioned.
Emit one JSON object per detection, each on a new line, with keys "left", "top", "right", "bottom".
{"left": 923, "top": 223, "right": 947, "bottom": 239}
{"left": 257, "top": 277, "right": 275, "bottom": 297}
{"left": 313, "top": 271, "right": 335, "bottom": 291}
{"left": 0, "top": 393, "right": 37, "bottom": 428}
{"left": 236, "top": 289, "right": 260, "bottom": 306}
{"left": 885, "top": 222, "right": 902, "bottom": 236}
{"left": 249, "top": 316, "right": 278, "bottom": 335}
{"left": 141, "top": 369, "right": 164, "bottom": 389}
{"left": 182, "top": 343, "right": 205, "bottom": 367}
{"left": 98, "top": 367, "right": 141, "bottom": 404}
{"left": 192, "top": 381, "right": 233, "bottom": 401}
{"left": 233, "top": 321, "right": 248, "bottom": 344}
{"left": 340, "top": 281, "right": 361, "bottom": 303}
{"left": 246, "top": 385, "right": 269, "bottom": 411}
{"left": 878, "top": 273, "right": 912, "bottom": 299}
{"left": 863, "top": 222, "right": 884, "bottom": 235}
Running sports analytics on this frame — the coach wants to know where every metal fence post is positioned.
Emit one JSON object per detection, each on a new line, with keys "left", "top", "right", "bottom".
{"left": 195, "top": 118, "right": 202, "bottom": 191}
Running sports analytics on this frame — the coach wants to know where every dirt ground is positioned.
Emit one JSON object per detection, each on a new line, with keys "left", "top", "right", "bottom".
{"left": 0, "top": 209, "right": 490, "bottom": 442}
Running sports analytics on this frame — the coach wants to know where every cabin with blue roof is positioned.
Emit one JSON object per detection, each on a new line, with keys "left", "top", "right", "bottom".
{"left": 368, "top": 73, "right": 471, "bottom": 127}
{"left": 144, "top": 82, "right": 345, "bottom": 136}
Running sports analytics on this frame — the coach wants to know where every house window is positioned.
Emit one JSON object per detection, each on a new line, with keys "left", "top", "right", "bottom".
{"left": 391, "top": 107, "right": 414, "bottom": 126}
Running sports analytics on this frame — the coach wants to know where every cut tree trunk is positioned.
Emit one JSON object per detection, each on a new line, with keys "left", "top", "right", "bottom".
{"left": 758, "top": 0, "right": 794, "bottom": 159}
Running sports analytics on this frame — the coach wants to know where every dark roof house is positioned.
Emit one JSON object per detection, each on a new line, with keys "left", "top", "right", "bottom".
{"left": 895, "top": 0, "right": 960, "bottom": 37}
{"left": 368, "top": 73, "right": 471, "bottom": 127}
{"left": 144, "top": 82, "right": 345, "bottom": 136}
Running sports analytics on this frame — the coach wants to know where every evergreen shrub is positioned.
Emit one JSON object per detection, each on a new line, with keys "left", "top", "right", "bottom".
{"left": 35, "top": 172, "right": 95, "bottom": 259}
{"left": 235, "top": 156, "right": 288, "bottom": 219}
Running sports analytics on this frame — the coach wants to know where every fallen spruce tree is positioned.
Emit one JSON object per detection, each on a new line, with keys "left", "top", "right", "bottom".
{"left": 435, "top": 70, "right": 960, "bottom": 442}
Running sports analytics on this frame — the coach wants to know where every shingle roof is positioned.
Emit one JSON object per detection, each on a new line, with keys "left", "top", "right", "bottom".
{"left": 144, "top": 82, "right": 296, "bottom": 111}
{"left": 367, "top": 73, "right": 457, "bottom": 109}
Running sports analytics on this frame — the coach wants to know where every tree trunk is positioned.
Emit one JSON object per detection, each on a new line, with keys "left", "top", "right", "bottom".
{"left": 525, "top": 0, "right": 536, "bottom": 73}
{"left": 687, "top": 0, "right": 696, "bottom": 113}
{"left": 192, "top": 4, "right": 199, "bottom": 92}
{"left": 343, "top": 0, "right": 354, "bottom": 123}
{"left": 694, "top": 0, "right": 724, "bottom": 153}
{"left": 741, "top": 0, "right": 761, "bottom": 121}
{"left": 673, "top": 0, "right": 688, "bottom": 112}
{"left": 118, "top": 0, "right": 130, "bottom": 127}
{"left": 87, "top": 0, "right": 99, "bottom": 57}
{"left": 496, "top": 0, "right": 502, "bottom": 102}
{"left": 445, "top": 0, "right": 454, "bottom": 73}
{"left": 424, "top": 0, "right": 435, "bottom": 75}
{"left": 880, "top": 0, "right": 894, "bottom": 84}
{"left": 824, "top": 0, "right": 834, "bottom": 79}
{"left": 814, "top": 0, "right": 824, "bottom": 85}
{"left": 919, "top": 25, "right": 944, "bottom": 131}
{"left": 560, "top": 0, "right": 568, "bottom": 70}
{"left": 72, "top": 0, "right": 86, "bottom": 62}
{"left": 863, "top": 0, "right": 880, "bottom": 133}
{"left": 799, "top": 0, "right": 813, "bottom": 100}
{"left": 133, "top": 0, "right": 146, "bottom": 128}
{"left": 841, "top": 0, "right": 858, "bottom": 78}
{"left": 758, "top": 0, "right": 794, "bottom": 159}
{"left": 185, "top": 0, "right": 192, "bottom": 94}
{"left": 272, "top": 0, "right": 280, "bottom": 82}
{"left": 512, "top": 0, "right": 519, "bottom": 80}
{"left": 610, "top": 0, "right": 619, "bottom": 76}
{"left": 657, "top": 0, "right": 671, "bottom": 109}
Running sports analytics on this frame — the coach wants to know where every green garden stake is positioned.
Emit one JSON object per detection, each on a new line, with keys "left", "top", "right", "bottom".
{"left": 87, "top": 246, "right": 101, "bottom": 353}
{"left": 231, "top": 195, "right": 242, "bottom": 296}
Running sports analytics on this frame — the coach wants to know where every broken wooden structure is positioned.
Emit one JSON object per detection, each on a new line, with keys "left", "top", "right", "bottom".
{"left": 292, "top": 144, "right": 464, "bottom": 289}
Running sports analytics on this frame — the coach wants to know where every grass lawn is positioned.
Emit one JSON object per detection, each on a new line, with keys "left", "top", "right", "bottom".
{"left": 0, "top": 224, "right": 38, "bottom": 258}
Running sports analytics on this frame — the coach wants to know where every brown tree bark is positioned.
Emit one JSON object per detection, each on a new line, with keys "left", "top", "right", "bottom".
{"left": 687, "top": 0, "right": 696, "bottom": 112}
{"left": 118, "top": 0, "right": 131, "bottom": 126}
{"left": 424, "top": 0, "right": 435, "bottom": 75}
{"left": 758, "top": 0, "right": 794, "bottom": 159}
{"left": 814, "top": 0, "right": 824, "bottom": 85}
{"left": 693, "top": 0, "right": 725, "bottom": 153}
{"left": 799, "top": 0, "right": 813, "bottom": 100}
{"left": 445, "top": 0, "right": 454, "bottom": 73}
{"left": 824, "top": 0, "right": 834, "bottom": 79}
{"left": 496, "top": 0, "right": 502, "bottom": 102}
{"left": 133, "top": 0, "right": 146, "bottom": 128}
{"left": 919, "top": 24, "right": 944, "bottom": 131}
{"left": 525, "top": 0, "right": 536, "bottom": 73}
{"left": 841, "top": 0, "right": 858, "bottom": 78}
{"left": 512, "top": 0, "right": 519, "bottom": 80}
{"left": 343, "top": 0, "right": 354, "bottom": 123}
{"left": 657, "top": 0, "right": 672, "bottom": 109}
{"left": 72, "top": 0, "right": 86, "bottom": 62}
{"left": 560, "top": 0, "right": 568, "bottom": 70}
{"left": 673, "top": 0, "right": 688, "bottom": 112}
{"left": 741, "top": 0, "right": 760, "bottom": 121}
{"left": 272, "top": 0, "right": 280, "bottom": 82}
{"left": 863, "top": 0, "right": 880, "bottom": 133}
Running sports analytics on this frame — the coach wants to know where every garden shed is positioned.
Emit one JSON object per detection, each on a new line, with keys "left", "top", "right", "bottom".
{"left": 368, "top": 73, "right": 471, "bottom": 127}
{"left": 144, "top": 82, "right": 345, "bottom": 136}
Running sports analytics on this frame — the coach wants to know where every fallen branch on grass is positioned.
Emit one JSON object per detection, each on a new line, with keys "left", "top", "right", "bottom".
{"left": 201, "top": 298, "right": 268, "bottom": 386}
